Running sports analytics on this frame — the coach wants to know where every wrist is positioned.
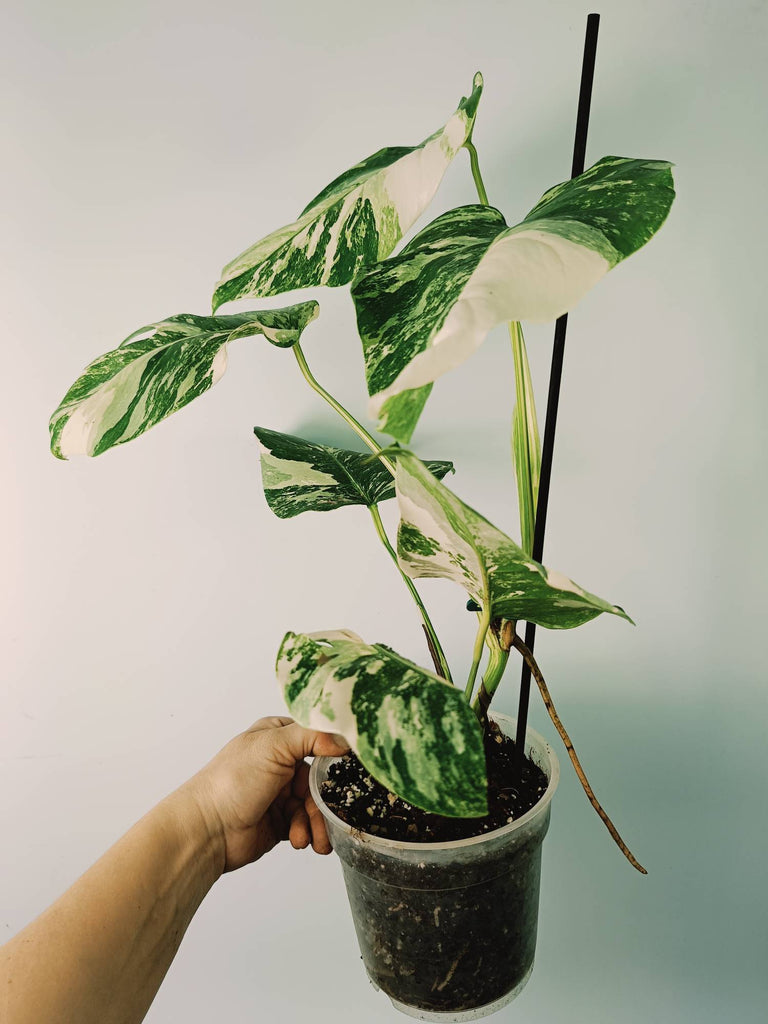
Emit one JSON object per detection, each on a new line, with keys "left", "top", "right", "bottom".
{"left": 165, "top": 782, "right": 228, "bottom": 884}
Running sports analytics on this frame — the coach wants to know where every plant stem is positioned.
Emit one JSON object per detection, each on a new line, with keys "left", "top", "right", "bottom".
{"left": 461, "top": 141, "right": 499, "bottom": 709}
{"left": 465, "top": 138, "right": 544, "bottom": 732}
{"left": 464, "top": 604, "right": 491, "bottom": 702}
{"left": 292, "top": 343, "right": 448, "bottom": 676}
{"left": 292, "top": 342, "right": 395, "bottom": 477}
{"left": 369, "top": 505, "right": 453, "bottom": 683}
{"left": 473, "top": 627, "right": 509, "bottom": 727}
{"left": 509, "top": 627, "right": 647, "bottom": 875}
{"left": 464, "top": 138, "right": 489, "bottom": 206}
{"left": 465, "top": 145, "right": 542, "bottom": 559}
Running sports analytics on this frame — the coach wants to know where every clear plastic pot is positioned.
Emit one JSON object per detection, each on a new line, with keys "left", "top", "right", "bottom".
{"left": 309, "top": 714, "right": 560, "bottom": 1022}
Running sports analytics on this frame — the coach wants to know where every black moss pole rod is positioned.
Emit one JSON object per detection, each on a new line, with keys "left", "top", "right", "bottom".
{"left": 513, "top": 13, "right": 601, "bottom": 773}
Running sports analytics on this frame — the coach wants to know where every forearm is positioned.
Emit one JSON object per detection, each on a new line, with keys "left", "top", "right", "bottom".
{"left": 1, "top": 786, "right": 224, "bottom": 1024}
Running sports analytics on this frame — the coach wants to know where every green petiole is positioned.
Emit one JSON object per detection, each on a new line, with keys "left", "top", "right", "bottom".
{"left": 369, "top": 505, "right": 453, "bottom": 683}
{"left": 292, "top": 340, "right": 451, "bottom": 681}
{"left": 464, "top": 603, "right": 491, "bottom": 702}
{"left": 292, "top": 342, "right": 396, "bottom": 477}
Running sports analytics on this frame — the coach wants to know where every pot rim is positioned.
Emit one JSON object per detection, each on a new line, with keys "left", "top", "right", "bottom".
{"left": 309, "top": 713, "right": 560, "bottom": 853}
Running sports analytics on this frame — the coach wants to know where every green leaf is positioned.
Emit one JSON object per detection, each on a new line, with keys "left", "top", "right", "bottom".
{"left": 49, "top": 302, "right": 319, "bottom": 459}
{"left": 352, "top": 156, "right": 675, "bottom": 434}
{"left": 354, "top": 204, "right": 505, "bottom": 442}
{"left": 277, "top": 629, "right": 487, "bottom": 817}
{"left": 395, "top": 452, "right": 632, "bottom": 630}
{"left": 510, "top": 321, "right": 541, "bottom": 557}
{"left": 254, "top": 426, "right": 453, "bottom": 518}
{"left": 375, "top": 384, "right": 433, "bottom": 446}
{"left": 212, "top": 74, "right": 484, "bottom": 311}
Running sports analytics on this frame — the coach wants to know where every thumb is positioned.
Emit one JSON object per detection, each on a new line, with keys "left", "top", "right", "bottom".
{"left": 275, "top": 721, "right": 351, "bottom": 763}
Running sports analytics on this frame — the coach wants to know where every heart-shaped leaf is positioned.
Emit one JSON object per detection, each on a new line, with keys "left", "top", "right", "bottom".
{"left": 277, "top": 629, "right": 487, "bottom": 817}
{"left": 352, "top": 156, "right": 674, "bottom": 439}
{"left": 212, "top": 74, "right": 484, "bottom": 311}
{"left": 254, "top": 426, "right": 453, "bottom": 518}
{"left": 395, "top": 452, "right": 632, "bottom": 629}
{"left": 50, "top": 302, "right": 319, "bottom": 459}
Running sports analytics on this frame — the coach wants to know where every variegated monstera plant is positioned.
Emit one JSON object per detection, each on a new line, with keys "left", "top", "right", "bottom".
{"left": 51, "top": 74, "right": 674, "bottom": 866}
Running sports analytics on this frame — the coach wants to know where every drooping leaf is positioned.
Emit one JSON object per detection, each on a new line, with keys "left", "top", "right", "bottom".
{"left": 212, "top": 74, "right": 484, "bottom": 311}
{"left": 254, "top": 426, "right": 453, "bottom": 518}
{"left": 277, "top": 629, "right": 487, "bottom": 817}
{"left": 395, "top": 452, "right": 632, "bottom": 629}
{"left": 352, "top": 157, "right": 674, "bottom": 438}
{"left": 509, "top": 321, "right": 541, "bottom": 557}
{"left": 50, "top": 302, "right": 319, "bottom": 459}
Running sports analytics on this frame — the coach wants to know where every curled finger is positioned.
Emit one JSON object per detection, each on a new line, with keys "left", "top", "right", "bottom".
{"left": 285, "top": 797, "right": 312, "bottom": 849}
{"left": 305, "top": 792, "right": 332, "bottom": 855}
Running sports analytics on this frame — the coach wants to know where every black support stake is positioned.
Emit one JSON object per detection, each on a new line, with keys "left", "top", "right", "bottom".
{"left": 513, "top": 13, "right": 601, "bottom": 771}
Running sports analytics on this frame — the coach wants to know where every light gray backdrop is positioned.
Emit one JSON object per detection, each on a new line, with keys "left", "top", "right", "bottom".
{"left": 2, "top": 0, "right": 766, "bottom": 1021}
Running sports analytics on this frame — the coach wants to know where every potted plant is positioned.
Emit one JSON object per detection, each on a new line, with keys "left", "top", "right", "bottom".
{"left": 50, "top": 70, "right": 674, "bottom": 1020}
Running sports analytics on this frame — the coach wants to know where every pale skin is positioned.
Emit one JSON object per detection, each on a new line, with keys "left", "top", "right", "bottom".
{"left": 0, "top": 716, "right": 349, "bottom": 1024}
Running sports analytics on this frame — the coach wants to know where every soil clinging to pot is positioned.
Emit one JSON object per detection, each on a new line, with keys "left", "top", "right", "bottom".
{"left": 320, "top": 721, "right": 548, "bottom": 842}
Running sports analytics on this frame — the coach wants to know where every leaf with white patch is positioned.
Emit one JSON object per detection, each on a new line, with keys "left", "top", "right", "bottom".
{"left": 277, "top": 629, "right": 487, "bottom": 817}
{"left": 352, "top": 156, "right": 674, "bottom": 439}
{"left": 395, "top": 452, "right": 632, "bottom": 629}
{"left": 254, "top": 426, "right": 453, "bottom": 518}
{"left": 212, "top": 74, "right": 484, "bottom": 311}
{"left": 50, "top": 302, "right": 319, "bottom": 459}
{"left": 374, "top": 383, "right": 433, "bottom": 446}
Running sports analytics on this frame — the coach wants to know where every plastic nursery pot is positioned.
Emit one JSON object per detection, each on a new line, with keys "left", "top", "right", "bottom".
{"left": 309, "top": 713, "right": 560, "bottom": 1022}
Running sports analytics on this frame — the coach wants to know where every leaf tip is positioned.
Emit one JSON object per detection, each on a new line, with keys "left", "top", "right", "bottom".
{"left": 460, "top": 792, "right": 489, "bottom": 819}
{"left": 210, "top": 284, "right": 225, "bottom": 314}
{"left": 614, "top": 605, "right": 636, "bottom": 626}
{"left": 461, "top": 72, "right": 484, "bottom": 121}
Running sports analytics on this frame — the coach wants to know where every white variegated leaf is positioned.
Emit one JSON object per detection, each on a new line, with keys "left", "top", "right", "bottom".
{"left": 212, "top": 74, "right": 484, "bottom": 311}
{"left": 254, "top": 426, "right": 453, "bottom": 518}
{"left": 395, "top": 452, "right": 632, "bottom": 630}
{"left": 277, "top": 629, "right": 487, "bottom": 817}
{"left": 50, "top": 302, "right": 319, "bottom": 459}
{"left": 352, "top": 157, "right": 675, "bottom": 438}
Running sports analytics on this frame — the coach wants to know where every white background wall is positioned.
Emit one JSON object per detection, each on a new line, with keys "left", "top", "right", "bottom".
{"left": 2, "top": 1, "right": 766, "bottom": 1021}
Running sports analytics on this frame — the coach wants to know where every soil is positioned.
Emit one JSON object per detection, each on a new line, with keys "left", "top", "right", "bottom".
{"left": 320, "top": 719, "right": 548, "bottom": 842}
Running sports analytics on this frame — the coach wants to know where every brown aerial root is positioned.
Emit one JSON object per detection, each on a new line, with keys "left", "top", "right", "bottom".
{"left": 504, "top": 624, "right": 647, "bottom": 875}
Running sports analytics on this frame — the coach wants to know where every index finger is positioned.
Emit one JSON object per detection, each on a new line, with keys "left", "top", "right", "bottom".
{"left": 246, "top": 716, "right": 294, "bottom": 734}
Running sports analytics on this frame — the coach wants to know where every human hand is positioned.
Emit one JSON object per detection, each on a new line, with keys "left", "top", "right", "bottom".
{"left": 179, "top": 716, "right": 349, "bottom": 872}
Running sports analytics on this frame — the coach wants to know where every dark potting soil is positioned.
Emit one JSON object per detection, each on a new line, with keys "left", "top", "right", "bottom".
{"left": 319, "top": 721, "right": 552, "bottom": 1013}
{"left": 320, "top": 720, "right": 548, "bottom": 842}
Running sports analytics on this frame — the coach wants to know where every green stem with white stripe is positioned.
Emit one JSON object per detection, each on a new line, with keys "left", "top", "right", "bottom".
{"left": 463, "top": 139, "right": 543, "bottom": 726}
{"left": 509, "top": 320, "right": 541, "bottom": 556}
{"left": 369, "top": 504, "right": 453, "bottom": 683}
{"left": 473, "top": 626, "right": 510, "bottom": 725}
{"left": 464, "top": 145, "right": 542, "bottom": 558}
{"left": 464, "top": 603, "right": 491, "bottom": 702}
